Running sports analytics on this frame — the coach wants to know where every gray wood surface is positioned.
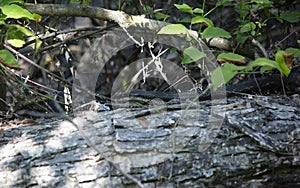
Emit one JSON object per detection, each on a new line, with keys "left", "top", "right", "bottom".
{"left": 1, "top": 95, "right": 299, "bottom": 187}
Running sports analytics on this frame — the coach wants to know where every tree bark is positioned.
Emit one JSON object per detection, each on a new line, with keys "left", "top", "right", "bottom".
{"left": 1, "top": 95, "right": 299, "bottom": 187}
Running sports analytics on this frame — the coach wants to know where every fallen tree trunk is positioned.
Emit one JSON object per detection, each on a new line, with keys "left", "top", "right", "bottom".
{"left": 1, "top": 94, "right": 300, "bottom": 187}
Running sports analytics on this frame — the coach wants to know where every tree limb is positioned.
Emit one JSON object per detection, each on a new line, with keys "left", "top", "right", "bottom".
{"left": 24, "top": 3, "right": 164, "bottom": 30}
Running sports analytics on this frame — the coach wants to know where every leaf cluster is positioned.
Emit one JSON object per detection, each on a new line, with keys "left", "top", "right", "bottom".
{"left": 157, "top": 0, "right": 300, "bottom": 91}
{"left": 0, "top": 0, "right": 41, "bottom": 69}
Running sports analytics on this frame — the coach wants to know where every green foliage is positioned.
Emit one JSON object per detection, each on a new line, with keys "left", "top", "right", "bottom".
{"left": 0, "top": 49, "right": 18, "bottom": 67}
{"left": 279, "top": 11, "right": 300, "bottom": 23}
{"left": 159, "top": 1, "right": 299, "bottom": 91}
{"left": 174, "top": 3, "right": 204, "bottom": 15}
{"left": 2, "top": 4, "right": 37, "bottom": 20}
{"left": 202, "top": 27, "right": 231, "bottom": 39}
{"left": 217, "top": 52, "right": 245, "bottom": 62}
{"left": 0, "top": 0, "right": 41, "bottom": 68}
{"left": 211, "top": 48, "right": 299, "bottom": 90}
{"left": 286, "top": 48, "right": 300, "bottom": 58}
{"left": 191, "top": 16, "right": 214, "bottom": 27}
{"left": 182, "top": 46, "right": 205, "bottom": 65}
{"left": 211, "top": 63, "right": 246, "bottom": 90}
{"left": 274, "top": 50, "right": 291, "bottom": 77}
{"left": 170, "top": 2, "right": 231, "bottom": 40}
{"left": 154, "top": 12, "right": 170, "bottom": 21}
{"left": 158, "top": 24, "right": 188, "bottom": 35}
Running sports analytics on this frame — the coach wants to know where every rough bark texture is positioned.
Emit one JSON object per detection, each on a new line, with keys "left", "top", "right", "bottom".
{"left": 1, "top": 94, "right": 300, "bottom": 187}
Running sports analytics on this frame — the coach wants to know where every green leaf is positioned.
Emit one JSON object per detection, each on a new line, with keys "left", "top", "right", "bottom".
{"left": 286, "top": 47, "right": 300, "bottom": 58}
{"left": 248, "top": 57, "right": 291, "bottom": 76}
{"left": 158, "top": 24, "right": 188, "bottom": 35}
{"left": 155, "top": 12, "right": 170, "bottom": 21}
{"left": 259, "top": 65, "right": 274, "bottom": 74}
{"left": 0, "top": 49, "right": 19, "bottom": 67}
{"left": 1, "top": 4, "right": 35, "bottom": 20}
{"left": 211, "top": 63, "right": 246, "bottom": 90}
{"left": 12, "top": 24, "right": 34, "bottom": 36}
{"left": 179, "top": 17, "right": 191, "bottom": 23}
{"left": 7, "top": 38, "right": 25, "bottom": 48}
{"left": 32, "top": 13, "right": 42, "bottom": 22}
{"left": 0, "top": 0, "right": 23, "bottom": 7}
{"left": 7, "top": 28, "right": 25, "bottom": 47}
{"left": 280, "top": 11, "right": 300, "bottom": 23}
{"left": 240, "top": 22, "right": 256, "bottom": 33}
{"left": 191, "top": 16, "right": 214, "bottom": 27}
{"left": 193, "top": 8, "right": 204, "bottom": 14}
{"left": 202, "top": 27, "right": 231, "bottom": 39}
{"left": 181, "top": 46, "right": 205, "bottom": 65}
{"left": 249, "top": 58, "right": 279, "bottom": 70}
{"left": 211, "top": 67, "right": 229, "bottom": 90}
{"left": 235, "top": 32, "right": 249, "bottom": 44}
{"left": 217, "top": 52, "right": 245, "bottom": 61}
{"left": 174, "top": 3, "right": 193, "bottom": 14}
{"left": 275, "top": 50, "right": 291, "bottom": 77}
{"left": 143, "top": 5, "right": 153, "bottom": 14}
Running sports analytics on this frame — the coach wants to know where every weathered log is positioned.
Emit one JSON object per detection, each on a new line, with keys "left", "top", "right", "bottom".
{"left": 0, "top": 94, "right": 300, "bottom": 187}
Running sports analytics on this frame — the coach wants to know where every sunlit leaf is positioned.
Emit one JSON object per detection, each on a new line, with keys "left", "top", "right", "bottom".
{"left": 1, "top": 4, "right": 35, "bottom": 20}
{"left": 193, "top": 8, "right": 204, "bottom": 14}
{"left": 182, "top": 46, "right": 205, "bottom": 64}
{"left": 7, "top": 38, "right": 25, "bottom": 47}
{"left": 249, "top": 58, "right": 279, "bottom": 70}
{"left": 11, "top": 24, "right": 34, "bottom": 36}
{"left": 211, "top": 63, "right": 246, "bottom": 90}
{"left": 0, "top": 49, "right": 19, "bottom": 68}
{"left": 202, "top": 27, "right": 231, "bottom": 39}
{"left": 191, "top": 16, "right": 214, "bottom": 27}
{"left": 7, "top": 29, "right": 25, "bottom": 48}
{"left": 32, "top": 13, "right": 42, "bottom": 22}
{"left": 217, "top": 52, "right": 246, "bottom": 64}
{"left": 174, "top": 3, "right": 193, "bottom": 14}
{"left": 158, "top": 24, "right": 188, "bottom": 35}
{"left": 211, "top": 67, "right": 228, "bottom": 90}
{"left": 249, "top": 57, "right": 291, "bottom": 76}
{"left": 275, "top": 50, "right": 291, "bottom": 77}
{"left": 217, "top": 52, "right": 245, "bottom": 61}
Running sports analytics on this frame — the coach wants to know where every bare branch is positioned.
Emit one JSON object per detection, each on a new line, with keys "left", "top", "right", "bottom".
{"left": 24, "top": 3, "right": 164, "bottom": 30}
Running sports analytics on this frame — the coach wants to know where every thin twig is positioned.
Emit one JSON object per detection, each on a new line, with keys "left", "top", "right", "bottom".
{"left": 251, "top": 38, "right": 268, "bottom": 58}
